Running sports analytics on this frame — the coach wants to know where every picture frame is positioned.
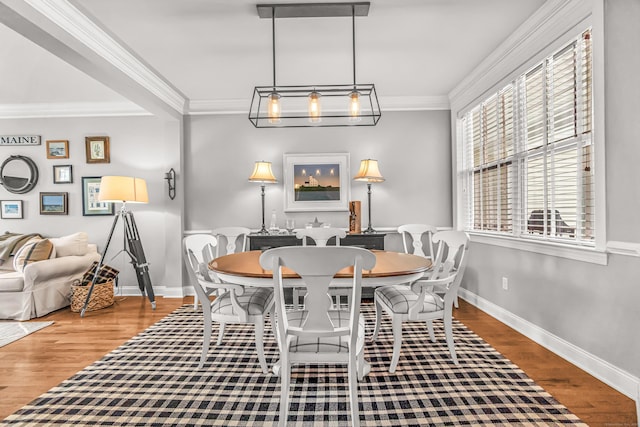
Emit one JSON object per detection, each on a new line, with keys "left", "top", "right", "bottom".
{"left": 53, "top": 164, "right": 73, "bottom": 184}
{"left": 283, "top": 152, "right": 350, "bottom": 212}
{"left": 0, "top": 200, "right": 23, "bottom": 219}
{"left": 85, "top": 136, "right": 110, "bottom": 163}
{"left": 46, "top": 140, "right": 69, "bottom": 159}
{"left": 81, "top": 176, "right": 114, "bottom": 216}
{"left": 40, "top": 192, "right": 68, "bottom": 215}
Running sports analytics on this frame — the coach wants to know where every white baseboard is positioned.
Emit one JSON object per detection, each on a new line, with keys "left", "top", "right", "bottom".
{"left": 458, "top": 288, "right": 640, "bottom": 405}
{"left": 162, "top": 287, "right": 189, "bottom": 298}
{"left": 116, "top": 285, "right": 191, "bottom": 299}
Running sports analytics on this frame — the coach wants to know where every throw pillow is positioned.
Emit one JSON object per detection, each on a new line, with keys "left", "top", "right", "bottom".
{"left": 50, "top": 232, "right": 89, "bottom": 257}
{"left": 13, "top": 239, "right": 56, "bottom": 272}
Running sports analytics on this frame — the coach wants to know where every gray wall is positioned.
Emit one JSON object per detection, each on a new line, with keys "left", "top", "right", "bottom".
{"left": 0, "top": 115, "right": 182, "bottom": 294}
{"left": 185, "top": 110, "right": 453, "bottom": 243}
{"left": 0, "top": 110, "right": 453, "bottom": 293}
{"left": 461, "top": 0, "right": 640, "bottom": 379}
{"left": 605, "top": 0, "right": 640, "bottom": 243}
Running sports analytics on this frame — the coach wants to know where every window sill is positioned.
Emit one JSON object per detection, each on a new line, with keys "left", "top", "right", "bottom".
{"left": 469, "top": 232, "right": 608, "bottom": 265}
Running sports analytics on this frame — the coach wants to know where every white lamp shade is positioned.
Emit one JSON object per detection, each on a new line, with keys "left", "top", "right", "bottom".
{"left": 353, "top": 159, "right": 385, "bottom": 182}
{"left": 99, "top": 176, "right": 149, "bottom": 203}
{"left": 248, "top": 161, "right": 277, "bottom": 183}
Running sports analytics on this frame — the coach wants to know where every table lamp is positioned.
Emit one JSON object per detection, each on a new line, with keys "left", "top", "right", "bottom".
{"left": 249, "top": 161, "right": 277, "bottom": 234}
{"left": 353, "top": 159, "right": 385, "bottom": 233}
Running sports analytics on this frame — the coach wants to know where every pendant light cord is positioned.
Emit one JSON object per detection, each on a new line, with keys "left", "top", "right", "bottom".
{"left": 352, "top": 4, "right": 356, "bottom": 88}
{"left": 272, "top": 6, "right": 276, "bottom": 89}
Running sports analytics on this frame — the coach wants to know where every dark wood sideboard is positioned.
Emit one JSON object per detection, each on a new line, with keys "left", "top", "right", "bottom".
{"left": 248, "top": 232, "right": 385, "bottom": 251}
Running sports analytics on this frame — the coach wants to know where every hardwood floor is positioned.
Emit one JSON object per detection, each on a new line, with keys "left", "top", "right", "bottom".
{"left": 0, "top": 296, "right": 183, "bottom": 421}
{"left": 453, "top": 299, "right": 638, "bottom": 427}
{"left": 0, "top": 296, "right": 637, "bottom": 426}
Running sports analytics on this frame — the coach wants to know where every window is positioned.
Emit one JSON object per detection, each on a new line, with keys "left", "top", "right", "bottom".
{"left": 459, "top": 29, "right": 594, "bottom": 246}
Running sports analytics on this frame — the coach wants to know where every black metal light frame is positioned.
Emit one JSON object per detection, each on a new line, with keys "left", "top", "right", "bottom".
{"left": 249, "top": 2, "right": 381, "bottom": 128}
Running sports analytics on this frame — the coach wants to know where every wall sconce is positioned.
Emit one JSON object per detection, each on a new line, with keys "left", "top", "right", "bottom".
{"left": 165, "top": 168, "right": 176, "bottom": 200}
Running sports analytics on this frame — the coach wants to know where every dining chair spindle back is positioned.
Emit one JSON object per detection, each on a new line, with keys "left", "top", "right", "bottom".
{"left": 293, "top": 227, "right": 348, "bottom": 308}
{"left": 260, "top": 246, "right": 376, "bottom": 427}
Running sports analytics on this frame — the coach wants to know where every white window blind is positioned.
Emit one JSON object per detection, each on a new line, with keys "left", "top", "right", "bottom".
{"left": 460, "top": 29, "right": 594, "bottom": 245}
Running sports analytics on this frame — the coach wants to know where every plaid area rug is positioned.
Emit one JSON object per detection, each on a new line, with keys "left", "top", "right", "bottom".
{"left": 2, "top": 305, "right": 585, "bottom": 426}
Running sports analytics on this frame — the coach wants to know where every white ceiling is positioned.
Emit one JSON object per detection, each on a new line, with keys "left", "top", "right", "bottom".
{"left": 0, "top": 0, "right": 546, "bottom": 114}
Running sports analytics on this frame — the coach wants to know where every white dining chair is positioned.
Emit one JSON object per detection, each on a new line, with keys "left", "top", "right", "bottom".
{"left": 293, "top": 227, "right": 348, "bottom": 308}
{"left": 295, "top": 227, "right": 346, "bottom": 247}
{"left": 190, "top": 226, "right": 251, "bottom": 309}
{"left": 398, "top": 225, "right": 460, "bottom": 309}
{"left": 183, "top": 235, "right": 274, "bottom": 373}
{"left": 211, "top": 226, "right": 251, "bottom": 258}
{"left": 184, "top": 233, "right": 219, "bottom": 310}
{"left": 397, "top": 223, "right": 438, "bottom": 260}
{"left": 260, "top": 246, "right": 376, "bottom": 427}
{"left": 427, "top": 230, "right": 470, "bottom": 308}
{"left": 372, "top": 230, "right": 469, "bottom": 373}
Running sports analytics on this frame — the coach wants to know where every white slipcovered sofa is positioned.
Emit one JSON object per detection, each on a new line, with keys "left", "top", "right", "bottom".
{"left": 0, "top": 232, "right": 101, "bottom": 321}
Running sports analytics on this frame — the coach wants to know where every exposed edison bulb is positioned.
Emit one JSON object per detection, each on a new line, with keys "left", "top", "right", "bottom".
{"left": 267, "top": 92, "right": 281, "bottom": 123}
{"left": 308, "top": 91, "right": 321, "bottom": 123}
{"left": 349, "top": 90, "right": 361, "bottom": 121}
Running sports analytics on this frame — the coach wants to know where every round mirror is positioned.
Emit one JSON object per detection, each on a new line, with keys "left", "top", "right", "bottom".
{"left": 0, "top": 155, "right": 39, "bottom": 194}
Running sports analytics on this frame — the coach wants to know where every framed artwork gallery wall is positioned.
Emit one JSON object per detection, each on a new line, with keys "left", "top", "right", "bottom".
{"left": 0, "top": 114, "right": 177, "bottom": 302}
{"left": 0, "top": 134, "right": 115, "bottom": 219}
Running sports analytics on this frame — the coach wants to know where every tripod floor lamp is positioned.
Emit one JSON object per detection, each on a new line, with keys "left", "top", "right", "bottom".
{"left": 353, "top": 159, "right": 385, "bottom": 233}
{"left": 249, "top": 161, "right": 277, "bottom": 234}
{"left": 80, "top": 176, "right": 155, "bottom": 317}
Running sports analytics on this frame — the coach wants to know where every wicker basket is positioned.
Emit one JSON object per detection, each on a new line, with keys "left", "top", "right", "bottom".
{"left": 70, "top": 280, "right": 115, "bottom": 312}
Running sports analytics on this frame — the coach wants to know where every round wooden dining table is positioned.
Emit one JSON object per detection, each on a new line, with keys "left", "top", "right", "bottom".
{"left": 209, "top": 249, "right": 430, "bottom": 378}
{"left": 208, "top": 249, "right": 431, "bottom": 287}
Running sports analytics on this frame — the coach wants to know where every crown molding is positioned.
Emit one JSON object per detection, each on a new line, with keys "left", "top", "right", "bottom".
{"left": 22, "top": 0, "right": 186, "bottom": 114}
{"left": 187, "top": 95, "right": 450, "bottom": 116}
{"left": 0, "top": 95, "right": 451, "bottom": 119}
{"left": 0, "top": 102, "right": 150, "bottom": 119}
{"left": 448, "top": 0, "right": 593, "bottom": 113}
{"left": 188, "top": 100, "right": 248, "bottom": 115}
{"left": 380, "top": 96, "right": 450, "bottom": 111}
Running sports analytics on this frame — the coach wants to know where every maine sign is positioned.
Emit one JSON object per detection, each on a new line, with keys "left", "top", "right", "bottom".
{"left": 0, "top": 135, "right": 41, "bottom": 145}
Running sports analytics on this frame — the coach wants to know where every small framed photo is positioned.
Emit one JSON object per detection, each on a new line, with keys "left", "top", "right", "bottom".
{"left": 81, "top": 176, "right": 114, "bottom": 216}
{"left": 40, "top": 192, "right": 68, "bottom": 215}
{"left": 53, "top": 164, "right": 73, "bottom": 184}
{"left": 46, "top": 140, "right": 69, "bottom": 159}
{"left": 85, "top": 136, "right": 110, "bottom": 163}
{"left": 1, "top": 200, "right": 23, "bottom": 219}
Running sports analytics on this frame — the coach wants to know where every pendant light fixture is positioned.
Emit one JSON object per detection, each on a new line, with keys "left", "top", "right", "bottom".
{"left": 266, "top": 9, "right": 281, "bottom": 124}
{"left": 249, "top": 2, "right": 381, "bottom": 128}
{"left": 308, "top": 90, "right": 322, "bottom": 122}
